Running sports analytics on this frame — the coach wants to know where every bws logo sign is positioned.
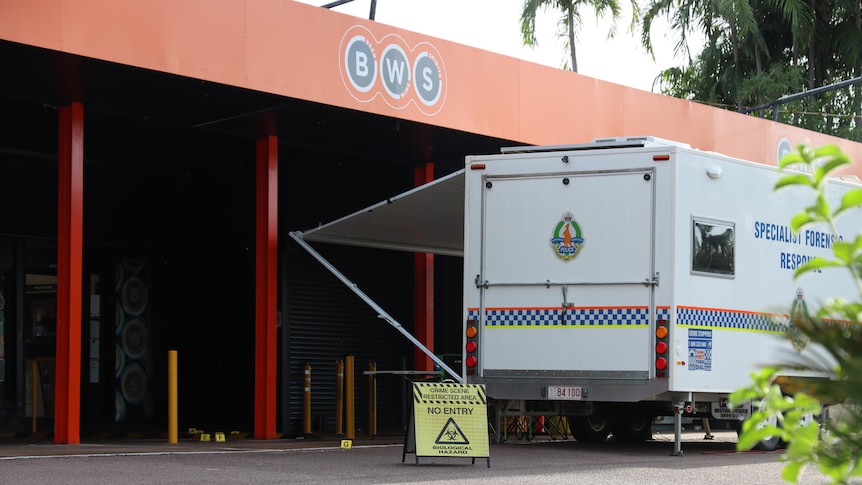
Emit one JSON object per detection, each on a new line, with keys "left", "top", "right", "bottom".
{"left": 339, "top": 25, "right": 447, "bottom": 116}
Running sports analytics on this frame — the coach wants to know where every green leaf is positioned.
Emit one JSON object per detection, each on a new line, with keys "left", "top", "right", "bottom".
{"left": 811, "top": 143, "right": 847, "bottom": 158}
{"left": 845, "top": 234, "right": 862, "bottom": 249}
{"left": 737, "top": 424, "right": 783, "bottom": 450}
{"left": 793, "top": 257, "right": 843, "bottom": 278}
{"left": 729, "top": 389, "right": 760, "bottom": 406}
{"left": 791, "top": 393, "right": 824, "bottom": 413}
{"left": 790, "top": 212, "right": 816, "bottom": 232}
{"left": 778, "top": 152, "right": 807, "bottom": 170}
{"left": 819, "top": 156, "right": 852, "bottom": 177}
{"left": 813, "top": 193, "right": 831, "bottom": 219}
{"left": 775, "top": 173, "right": 816, "bottom": 190}
{"left": 835, "top": 189, "right": 862, "bottom": 217}
{"left": 813, "top": 144, "right": 851, "bottom": 165}
{"left": 781, "top": 461, "right": 803, "bottom": 483}
{"left": 833, "top": 241, "right": 857, "bottom": 264}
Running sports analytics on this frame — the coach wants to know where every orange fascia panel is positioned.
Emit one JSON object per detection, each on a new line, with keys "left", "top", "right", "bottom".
{"left": 245, "top": 1, "right": 355, "bottom": 106}
{"left": 2, "top": 0, "right": 861, "bottom": 175}
{"left": 0, "top": 0, "right": 64, "bottom": 51}
{"left": 433, "top": 48, "right": 522, "bottom": 140}
{"left": 61, "top": 0, "right": 249, "bottom": 82}
{"left": 517, "top": 63, "right": 607, "bottom": 144}
{"left": 619, "top": 89, "right": 716, "bottom": 149}
{"left": 712, "top": 110, "right": 774, "bottom": 161}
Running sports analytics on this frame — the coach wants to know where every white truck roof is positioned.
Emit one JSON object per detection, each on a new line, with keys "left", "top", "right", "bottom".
{"left": 500, "top": 136, "right": 691, "bottom": 154}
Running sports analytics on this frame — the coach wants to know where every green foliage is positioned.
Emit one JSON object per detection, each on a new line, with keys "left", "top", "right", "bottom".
{"left": 731, "top": 144, "right": 862, "bottom": 484}
{"left": 642, "top": 0, "right": 862, "bottom": 139}
{"left": 739, "top": 64, "right": 806, "bottom": 109}
{"left": 520, "top": 0, "right": 626, "bottom": 72}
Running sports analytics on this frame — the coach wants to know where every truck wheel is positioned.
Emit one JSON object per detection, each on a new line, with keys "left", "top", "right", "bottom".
{"left": 750, "top": 412, "right": 781, "bottom": 451}
{"left": 753, "top": 434, "right": 781, "bottom": 451}
{"left": 612, "top": 414, "right": 654, "bottom": 442}
{"left": 568, "top": 415, "right": 613, "bottom": 443}
{"left": 749, "top": 404, "right": 824, "bottom": 450}
{"left": 730, "top": 413, "right": 782, "bottom": 451}
{"left": 798, "top": 406, "right": 825, "bottom": 439}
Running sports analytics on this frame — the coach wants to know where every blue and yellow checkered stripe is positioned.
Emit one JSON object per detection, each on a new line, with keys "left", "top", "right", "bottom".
{"left": 469, "top": 306, "right": 784, "bottom": 333}
{"left": 676, "top": 306, "right": 785, "bottom": 333}
{"left": 468, "top": 307, "right": 670, "bottom": 327}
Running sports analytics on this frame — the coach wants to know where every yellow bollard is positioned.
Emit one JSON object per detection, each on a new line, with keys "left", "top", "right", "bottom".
{"left": 303, "top": 363, "right": 312, "bottom": 434}
{"left": 335, "top": 360, "right": 344, "bottom": 435}
{"left": 168, "top": 350, "right": 178, "bottom": 444}
{"left": 345, "top": 355, "right": 355, "bottom": 439}
{"left": 367, "top": 360, "right": 377, "bottom": 437}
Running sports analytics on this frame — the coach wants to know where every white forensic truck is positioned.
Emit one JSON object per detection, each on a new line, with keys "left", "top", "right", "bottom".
{"left": 461, "top": 136, "right": 858, "bottom": 451}
{"left": 292, "top": 136, "right": 861, "bottom": 453}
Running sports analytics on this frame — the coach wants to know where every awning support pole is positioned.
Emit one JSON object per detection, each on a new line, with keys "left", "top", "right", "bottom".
{"left": 289, "top": 231, "right": 463, "bottom": 383}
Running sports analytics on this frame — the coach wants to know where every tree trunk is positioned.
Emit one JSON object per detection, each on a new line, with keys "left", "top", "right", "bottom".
{"left": 807, "top": 0, "right": 816, "bottom": 89}
{"left": 567, "top": 9, "right": 577, "bottom": 72}
{"left": 855, "top": 0, "right": 861, "bottom": 133}
{"left": 754, "top": 42, "right": 762, "bottom": 75}
{"left": 730, "top": 24, "right": 742, "bottom": 109}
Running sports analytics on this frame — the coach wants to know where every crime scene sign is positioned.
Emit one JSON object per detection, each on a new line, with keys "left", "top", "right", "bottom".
{"left": 402, "top": 382, "right": 489, "bottom": 467}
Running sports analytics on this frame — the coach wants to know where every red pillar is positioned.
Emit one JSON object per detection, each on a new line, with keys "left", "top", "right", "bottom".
{"left": 254, "top": 135, "right": 278, "bottom": 439}
{"left": 413, "top": 163, "right": 434, "bottom": 371}
{"left": 55, "top": 102, "right": 84, "bottom": 444}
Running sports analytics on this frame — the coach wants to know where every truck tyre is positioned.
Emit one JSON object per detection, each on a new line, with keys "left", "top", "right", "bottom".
{"left": 730, "top": 413, "right": 782, "bottom": 451}
{"left": 753, "top": 433, "right": 781, "bottom": 451}
{"left": 612, "top": 414, "right": 654, "bottom": 442}
{"left": 750, "top": 408, "right": 782, "bottom": 451}
{"left": 748, "top": 404, "right": 824, "bottom": 450}
{"left": 568, "top": 415, "right": 613, "bottom": 443}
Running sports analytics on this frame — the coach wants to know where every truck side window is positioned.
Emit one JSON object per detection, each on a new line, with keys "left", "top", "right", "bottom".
{"left": 692, "top": 219, "right": 735, "bottom": 277}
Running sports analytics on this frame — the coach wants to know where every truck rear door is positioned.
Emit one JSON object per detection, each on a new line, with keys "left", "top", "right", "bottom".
{"left": 477, "top": 167, "right": 657, "bottom": 382}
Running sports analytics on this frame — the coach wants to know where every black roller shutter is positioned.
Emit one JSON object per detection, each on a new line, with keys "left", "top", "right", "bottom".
{"left": 282, "top": 154, "right": 416, "bottom": 434}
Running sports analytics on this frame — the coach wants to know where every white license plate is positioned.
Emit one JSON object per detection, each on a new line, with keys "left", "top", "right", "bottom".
{"left": 547, "top": 386, "right": 585, "bottom": 400}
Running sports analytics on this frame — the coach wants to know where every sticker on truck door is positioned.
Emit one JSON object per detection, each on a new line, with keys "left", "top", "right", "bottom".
{"left": 688, "top": 329, "right": 712, "bottom": 371}
{"left": 550, "top": 212, "right": 585, "bottom": 262}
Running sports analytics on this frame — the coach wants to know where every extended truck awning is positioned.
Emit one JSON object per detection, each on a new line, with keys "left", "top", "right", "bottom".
{"left": 289, "top": 169, "right": 466, "bottom": 382}
{"left": 299, "top": 169, "right": 466, "bottom": 257}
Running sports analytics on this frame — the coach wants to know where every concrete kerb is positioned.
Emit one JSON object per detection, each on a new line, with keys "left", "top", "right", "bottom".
{"left": 0, "top": 432, "right": 407, "bottom": 458}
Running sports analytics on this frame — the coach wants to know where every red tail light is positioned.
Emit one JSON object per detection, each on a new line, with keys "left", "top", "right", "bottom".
{"left": 655, "top": 319, "right": 669, "bottom": 377}
{"left": 465, "top": 319, "right": 478, "bottom": 373}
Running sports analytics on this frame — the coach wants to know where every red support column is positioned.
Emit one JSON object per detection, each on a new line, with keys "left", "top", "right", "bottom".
{"left": 55, "top": 102, "right": 84, "bottom": 444}
{"left": 413, "top": 163, "right": 434, "bottom": 371}
{"left": 254, "top": 135, "right": 278, "bottom": 439}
